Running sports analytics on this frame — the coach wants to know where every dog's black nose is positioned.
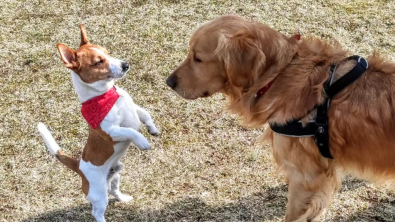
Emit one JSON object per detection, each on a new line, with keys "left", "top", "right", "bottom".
{"left": 166, "top": 75, "right": 178, "bottom": 89}
{"left": 122, "top": 62, "right": 130, "bottom": 71}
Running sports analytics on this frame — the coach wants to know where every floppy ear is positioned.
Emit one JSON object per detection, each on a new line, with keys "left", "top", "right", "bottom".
{"left": 57, "top": 43, "right": 77, "bottom": 69}
{"left": 80, "top": 24, "right": 89, "bottom": 46}
{"left": 219, "top": 30, "right": 266, "bottom": 88}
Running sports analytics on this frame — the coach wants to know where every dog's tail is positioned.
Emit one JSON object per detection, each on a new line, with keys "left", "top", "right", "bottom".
{"left": 37, "top": 122, "right": 80, "bottom": 174}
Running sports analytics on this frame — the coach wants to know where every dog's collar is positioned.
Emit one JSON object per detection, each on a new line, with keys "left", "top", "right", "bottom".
{"left": 254, "top": 35, "right": 301, "bottom": 99}
{"left": 81, "top": 87, "right": 119, "bottom": 129}
{"left": 255, "top": 77, "right": 277, "bottom": 99}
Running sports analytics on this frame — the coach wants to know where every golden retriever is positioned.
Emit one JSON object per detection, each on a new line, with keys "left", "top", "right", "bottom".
{"left": 166, "top": 15, "right": 395, "bottom": 222}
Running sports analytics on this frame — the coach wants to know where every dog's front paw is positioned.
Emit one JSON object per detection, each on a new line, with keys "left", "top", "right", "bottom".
{"left": 133, "top": 135, "right": 151, "bottom": 150}
{"left": 148, "top": 125, "right": 160, "bottom": 136}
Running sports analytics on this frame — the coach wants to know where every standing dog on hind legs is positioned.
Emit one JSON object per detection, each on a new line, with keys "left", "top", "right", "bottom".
{"left": 37, "top": 25, "right": 159, "bottom": 222}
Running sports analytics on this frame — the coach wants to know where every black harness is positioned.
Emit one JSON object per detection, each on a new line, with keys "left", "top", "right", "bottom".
{"left": 269, "top": 55, "right": 369, "bottom": 159}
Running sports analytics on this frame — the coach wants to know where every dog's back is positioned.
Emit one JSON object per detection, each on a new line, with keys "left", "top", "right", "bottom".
{"left": 329, "top": 54, "right": 395, "bottom": 181}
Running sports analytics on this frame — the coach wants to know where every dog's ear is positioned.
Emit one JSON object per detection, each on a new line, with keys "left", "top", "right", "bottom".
{"left": 57, "top": 44, "right": 77, "bottom": 69}
{"left": 80, "top": 24, "right": 89, "bottom": 46}
{"left": 217, "top": 30, "right": 266, "bottom": 88}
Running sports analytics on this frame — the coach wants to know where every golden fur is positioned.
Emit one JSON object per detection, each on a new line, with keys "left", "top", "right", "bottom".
{"left": 167, "top": 15, "right": 395, "bottom": 221}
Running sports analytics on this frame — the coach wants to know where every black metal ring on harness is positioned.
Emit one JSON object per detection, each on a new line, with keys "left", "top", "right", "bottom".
{"left": 270, "top": 55, "right": 369, "bottom": 159}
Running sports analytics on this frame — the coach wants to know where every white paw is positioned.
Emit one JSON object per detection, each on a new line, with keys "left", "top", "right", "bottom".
{"left": 148, "top": 125, "right": 160, "bottom": 136}
{"left": 133, "top": 135, "right": 151, "bottom": 150}
{"left": 116, "top": 193, "right": 133, "bottom": 202}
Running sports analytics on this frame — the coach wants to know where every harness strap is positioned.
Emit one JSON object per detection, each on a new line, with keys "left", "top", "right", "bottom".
{"left": 270, "top": 120, "right": 315, "bottom": 137}
{"left": 325, "top": 55, "right": 369, "bottom": 98}
{"left": 315, "top": 100, "right": 332, "bottom": 158}
{"left": 270, "top": 55, "right": 368, "bottom": 159}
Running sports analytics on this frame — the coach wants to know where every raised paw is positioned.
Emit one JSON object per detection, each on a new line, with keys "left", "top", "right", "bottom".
{"left": 133, "top": 134, "right": 151, "bottom": 150}
{"left": 148, "top": 125, "right": 160, "bottom": 136}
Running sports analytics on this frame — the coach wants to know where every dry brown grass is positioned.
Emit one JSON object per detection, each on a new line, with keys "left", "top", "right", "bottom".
{"left": 1, "top": 0, "right": 395, "bottom": 221}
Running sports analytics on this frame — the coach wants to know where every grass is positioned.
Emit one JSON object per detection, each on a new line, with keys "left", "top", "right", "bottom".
{"left": 1, "top": 0, "right": 395, "bottom": 221}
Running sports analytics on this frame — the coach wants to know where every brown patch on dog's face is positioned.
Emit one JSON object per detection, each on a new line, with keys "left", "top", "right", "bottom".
{"left": 72, "top": 45, "right": 112, "bottom": 83}
{"left": 57, "top": 25, "right": 129, "bottom": 84}
{"left": 166, "top": 30, "right": 227, "bottom": 100}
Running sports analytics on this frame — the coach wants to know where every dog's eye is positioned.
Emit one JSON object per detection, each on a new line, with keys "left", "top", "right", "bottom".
{"left": 94, "top": 59, "right": 104, "bottom": 66}
{"left": 195, "top": 57, "right": 202, "bottom": 63}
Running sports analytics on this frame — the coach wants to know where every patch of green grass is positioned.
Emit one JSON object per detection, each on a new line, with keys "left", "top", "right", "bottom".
{"left": 1, "top": 0, "right": 395, "bottom": 222}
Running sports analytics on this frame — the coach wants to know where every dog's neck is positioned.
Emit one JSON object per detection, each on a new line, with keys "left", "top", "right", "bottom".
{"left": 71, "top": 71, "right": 115, "bottom": 103}
{"left": 225, "top": 37, "right": 349, "bottom": 128}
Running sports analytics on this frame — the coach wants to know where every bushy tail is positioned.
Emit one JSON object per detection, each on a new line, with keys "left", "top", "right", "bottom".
{"left": 37, "top": 122, "right": 80, "bottom": 174}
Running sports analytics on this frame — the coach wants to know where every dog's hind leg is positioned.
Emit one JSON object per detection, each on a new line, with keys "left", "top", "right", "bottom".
{"left": 134, "top": 104, "right": 159, "bottom": 136}
{"left": 80, "top": 161, "right": 109, "bottom": 222}
{"left": 109, "top": 173, "right": 133, "bottom": 202}
{"left": 108, "top": 162, "right": 133, "bottom": 202}
{"left": 87, "top": 179, "right": 108, "bottom": 222}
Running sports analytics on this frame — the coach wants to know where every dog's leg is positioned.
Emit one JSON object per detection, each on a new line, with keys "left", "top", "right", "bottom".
{"left": 134, "top": 104, "right": 160, "bottom": 136}
{"left": 115, "top": 87, "right": 159, "bottom": 135}
{"left": 101, "top": 124, "right": 151, "bottom": 150}
{"left": 81, "top": 161, "right": 109, "bottom": 222}
{"left": 284, "top": 171, "right": 339, "bottom": 222}
{"left": 109, "top": 173, "right": 133, "bottom": 202}
{"left": 107, "top": 162, "right": 133, "bottom": 202}
{"left": 269, "top": 134, "right": 340, "bottom": 222}
{"left": 87, "top": 179, "right": 108, "bottom": 222}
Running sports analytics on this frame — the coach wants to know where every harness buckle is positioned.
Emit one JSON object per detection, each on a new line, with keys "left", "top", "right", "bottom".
{"left": 358, "top": 57, "right": 368, "bottom": 69}
{"left": 317, "top": 125, "right": 325, "bottom": 134}
{"left": 314, "top": 101, "right": 333, "bottom": 158}
{"left": 315, "top": 121, "right": 328, "bottom": 142}
{"left": 314, "top": 122, "right": 332, "bottom": 159}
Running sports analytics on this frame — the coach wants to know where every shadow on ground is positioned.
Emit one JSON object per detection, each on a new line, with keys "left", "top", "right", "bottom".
{"left": 22, "top": 180, "right": 395, "bottom": 222}
{"left": 22, "top": 185, "right": 287, "bottom": 222}
{"left": 339, "top": 176, "right": 368, "bottom": 193}
{"left": 330, "top": 197, "right": 395, "bottom": 222}
{"left": 331, "top": 177, "right": 395, "bottom": 222}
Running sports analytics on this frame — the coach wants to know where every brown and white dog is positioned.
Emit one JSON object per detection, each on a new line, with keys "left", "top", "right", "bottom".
{"left": 166, "top": 15, "right": 395, "bottom": 221}
{"left": 38, "top": 25, "right": 159, "bottom": 222}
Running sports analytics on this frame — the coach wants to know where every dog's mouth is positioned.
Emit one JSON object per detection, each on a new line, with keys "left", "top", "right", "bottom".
{"left": 108, "top": 62, "right": 129, "bottom": 79}
{"left": 173, "top": 89, "right": 211, "bottom": 100}
{"left": 107, "top": 72, "right": 127, "bottom": 79}
{"left": 201, "top": 91, "right": 210, "bottom": 97}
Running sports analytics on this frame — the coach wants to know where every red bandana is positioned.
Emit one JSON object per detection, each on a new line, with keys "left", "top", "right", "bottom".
{"left": 81, "top": 87, "right": 119, "bottom": 129}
